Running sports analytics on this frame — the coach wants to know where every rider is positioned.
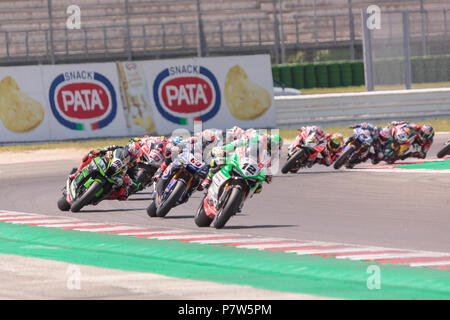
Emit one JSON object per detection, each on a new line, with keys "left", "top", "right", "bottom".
{"left": 156, "top": 129, "right": 218, "bottom": 194}
{"left": 200, "top": 131, "right": 280, "bottom": 192}
{"left": 348, "top": 122, "right": 380, "bottom": 165}
{"left": 373, "top": 125, "right": 395, "bottom": 164}
{"left": 320, "top": 133, "right": 344, "bottom": 166}
{"left": 226, "top": 126, "right": 244, "bottom": 143}
{"left": 391, "top": 121, "right": 434, "bottom": 160}
{"left": 104, "top": 139, "right": 143, "bottom": 201}
{"left": 69, "top": 144, "right": 120, "bottom": 181}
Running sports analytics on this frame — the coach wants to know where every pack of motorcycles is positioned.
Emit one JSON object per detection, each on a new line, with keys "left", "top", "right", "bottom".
{"left": 58, "top": 125, "right": 450, "bottom": 229}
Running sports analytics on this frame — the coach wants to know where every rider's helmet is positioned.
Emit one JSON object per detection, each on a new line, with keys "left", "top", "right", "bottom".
{"left": 125, "top": 141, "right": 142, "bottom": 162}
{"left": 395, "top": 126, "right": 414, "bottom": 144}
{"left": 420, "top": 124, "right": 434, "bottom": 140}
{"left": 170, "top": 136, "right": 182, "bottom": 145}
{"left": 226, "top": 126, "right": 244, "bottom": 141}
{"left": 379, "top": 126, "right": 393, "bottom": 142}
{"left": 267, "top": 134, "right": 283, "bottom": 155}
{"left": 328, "top": 133, "right": 344, "bottom": 152}
{"left": 200, "top": 129, "right": 217, "bottom": 149}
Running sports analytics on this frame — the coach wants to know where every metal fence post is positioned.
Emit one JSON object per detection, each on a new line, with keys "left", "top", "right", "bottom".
{"left": 25, "top": 31, "right": 29, "bottom": 58}
{"left": 279, "top": 0, "right": 286, "bottom": 63}
{"left": 84, "top": 29, "right": 88, "bottom": 57}
{"left": 403, "top": 11, "right": 411, "bottom": 90}
{"left": 143, "top": 25, "right": 147, "bottom": 51}
{"left": 180, "top": 23, "right": 185, "bottom": 48}
{"left": 103, "top": 27, "right": 108, "bottom": 57}
{"left": 195, "top": 0, "right": 207, "bottom": 57}
{"left": 219, "top": 21, "right": 224, "bottom": 47}
{"left": 348, "top": 0, "right": 355, "bottom": 60}
{"left": 5, "top": 32, "right": 9, "bottom": 58}
{"left": 65, "top": 28, "right": 69, "bottom": 56}
{"left": 258, "top": 19, "right": 262, "bottom": 46}
{"left": 272, "top": 0, "right": 280, "bottom": 64}
{"left": 47, "top": 0, "right": 55, "bottom": 64}
{"left": 295, "top": 16, "right": 299, "bottom": 46}
{"left": 362, "top": 9, "right": 374, "bottom": 91}
{"left": 125, "top": 0, "right": 132, "bottom": 60}
{"left": 238, "top": 20, "right": 242, "bottom": 47}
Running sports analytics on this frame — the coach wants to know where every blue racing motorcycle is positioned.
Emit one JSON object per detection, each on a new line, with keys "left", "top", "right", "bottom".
{"left": 147, "top": 148, "right": 209, "bottom": 218}
{"left": 334, "top": 126, "right": 375, "bottom": 169}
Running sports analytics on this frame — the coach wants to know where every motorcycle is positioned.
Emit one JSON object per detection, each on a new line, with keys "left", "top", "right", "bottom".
{"left": 334, "top": 127, "right": 375, "bottom": 169}
{"left": 195, "top": 146, "right": 268, "bottom": 229}
{"left": 437, "top": 139, "right": 450, "bottom": 158}
{"left": 57, "top": 151, "right": 125, "bottom": 212}
{"left": 282, "top": 128, "right": 327, "bottom": 173}
{"left": 147, "top": 148, "right": 209, "bottom": 218}
{"left": 383, "top": 143, "right": 411, "bottom": 164}
{"left": 127, "top": 140, "right": 164, "bottom": 194}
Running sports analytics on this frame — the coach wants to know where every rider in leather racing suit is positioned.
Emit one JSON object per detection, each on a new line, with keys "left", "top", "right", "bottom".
{"left": 287, "top": 126, "right": 343, "bottom": 170}
{"left": 390, "top": 121, "right": 434, "bottom": 160}
{"left": 348, "top": 122, "right": 381, "bottom": 165}
{"left": 156, "top": 130, "right": 218, "bottom": 195}
{"left": 200, "top": 132, "right": 281, "bottom": 193}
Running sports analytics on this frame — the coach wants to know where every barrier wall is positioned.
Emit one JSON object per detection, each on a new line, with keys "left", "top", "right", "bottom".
{"left": 275, "top": 88, "right": 450, "bottom": 129}
{"left": 0, "top": 54, "right": 276, "bottom": 143}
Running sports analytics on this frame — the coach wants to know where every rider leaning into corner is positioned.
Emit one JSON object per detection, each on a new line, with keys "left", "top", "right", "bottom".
{"left": 200, "top": 130, "right": 283, "bottom": 194}
{"left": 155, "top": 129, "right": 219, "bottom": 195}
{"left": 69, "top": 139, "right": 143, "bottom": 201}
{"left": 390, "top": 121, "right": 434, "bottom": 160}
{"left": 287, "top": 125, "right": 344, "bottom": 171}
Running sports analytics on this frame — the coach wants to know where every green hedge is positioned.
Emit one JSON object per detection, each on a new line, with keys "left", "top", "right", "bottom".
{"left": 272, "top": 55, "right": 450, "bottom": 89}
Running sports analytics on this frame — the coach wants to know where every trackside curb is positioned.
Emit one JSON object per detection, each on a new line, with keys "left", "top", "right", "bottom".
{"left": 0, "top": 222, "right": 449, "bottom": 300}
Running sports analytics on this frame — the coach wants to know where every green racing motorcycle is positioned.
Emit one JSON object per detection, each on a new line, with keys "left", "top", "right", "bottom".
{"left": 195, "top": 146, "right": 268, "bottom": 229}
{"left": 57, "top": 152, "right": 125, "bottom": 212}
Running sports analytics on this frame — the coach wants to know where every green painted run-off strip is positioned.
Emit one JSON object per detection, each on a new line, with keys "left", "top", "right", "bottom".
{"left": 395, "top": 159, "right": 450, "bottom": 170}
{"left": 0, "top": 222, "right": 449, "bottom": 300}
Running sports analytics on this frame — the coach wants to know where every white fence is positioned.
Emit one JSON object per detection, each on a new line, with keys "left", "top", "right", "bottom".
{"left": 274, "top": 88, "right": 450, "bottom": 129}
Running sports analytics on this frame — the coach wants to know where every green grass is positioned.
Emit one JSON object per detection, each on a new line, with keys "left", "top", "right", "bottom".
{"left": 0, "top": 138, "right": 131, "bottom": 153}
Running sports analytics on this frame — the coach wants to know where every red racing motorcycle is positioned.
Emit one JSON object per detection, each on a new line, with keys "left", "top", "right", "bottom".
{"left": 281, "top": 127, "right": 328, "bottom": 173}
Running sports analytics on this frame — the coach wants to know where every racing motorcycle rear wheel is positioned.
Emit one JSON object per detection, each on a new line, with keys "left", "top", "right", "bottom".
{"left": 70, "top": 181, "right": 102, "bottom": 213}
{"left": 194, "top": 201, "right": 213, "bottom": 227}
{"left": 146, "top": 200, "right": 157, "bottom": 217}
{"left": 281, "top": 149, "right": 308, "bottom": 174}
{"left": 57, "top": 195, "right": 71, "bottom": 211}
{"left": 334, "top": 145, "right": 356, "bottom": 169}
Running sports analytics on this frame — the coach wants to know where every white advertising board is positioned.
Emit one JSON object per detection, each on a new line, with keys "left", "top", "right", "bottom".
{"left": 41, "top": 62, "right": 128, "bottom": 141}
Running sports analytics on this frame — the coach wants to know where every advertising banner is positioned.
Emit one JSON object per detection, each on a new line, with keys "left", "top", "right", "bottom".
{"left": 118, "top": 54, "right": 276, "bottom": 136}
{"left": 0, "top": 54, "right": 276, "bottom": 144}
{"left": 42, "top": 62, "right": 128, "bottom": 141}
{"left": 0, "top": 65, "right": 50, "bottom": 143}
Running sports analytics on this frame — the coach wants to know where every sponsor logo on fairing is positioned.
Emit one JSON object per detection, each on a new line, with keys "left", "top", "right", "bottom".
{"left": 153, "top": 64, "right": 220, "bottom": 125}
{"left": 49, "top": 71, "right": 117, "bottom": 130}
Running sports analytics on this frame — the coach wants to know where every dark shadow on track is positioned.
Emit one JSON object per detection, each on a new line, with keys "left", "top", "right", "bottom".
{"left": 222, "top": 224, "right": 297, "bottom": 230}
{"left": 157, "top": 215, "right": 195, "bottom": 219}
{"left": 126, "top": 197, "right": 153, "bottom": 201}
{"left": 81, "top": 208, "right": 146, "bottom": 213}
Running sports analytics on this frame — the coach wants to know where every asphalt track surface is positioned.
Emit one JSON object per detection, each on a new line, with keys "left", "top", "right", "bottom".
{"left": 1, "top": 133, "right": 449, "bottom": 254}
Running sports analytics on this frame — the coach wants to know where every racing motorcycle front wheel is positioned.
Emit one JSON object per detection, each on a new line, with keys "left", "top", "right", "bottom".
{"left": 70, "top": 181, "right": 102, "bottom": 213}
{"left": 281, "top": 149, "right": 308, "bottom": 174}
{"left": 212, "top": 187, "right": 242, "bottom": 229}
{"left": 437, "top": 144, "right": 450, "bottom": 158}
{"left": 156, "top": 180, "right": 186, "bottom": 218}
{"left": 334, "top": 144, "right": 356, "bottom": 170}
